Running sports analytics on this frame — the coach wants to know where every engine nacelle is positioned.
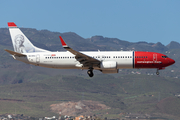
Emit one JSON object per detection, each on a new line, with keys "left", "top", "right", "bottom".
{"left": 100, "top": 61, "right": 117, "bottom": 70}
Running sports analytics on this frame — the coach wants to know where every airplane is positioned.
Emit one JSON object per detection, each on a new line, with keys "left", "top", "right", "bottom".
{"left": 5, "top": 22, "right": 175, "bottom": 77}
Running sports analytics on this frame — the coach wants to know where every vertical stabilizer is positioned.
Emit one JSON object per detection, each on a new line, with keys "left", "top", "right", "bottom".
{"left": 8, "top": 22, "right": 49, "bottom": 53}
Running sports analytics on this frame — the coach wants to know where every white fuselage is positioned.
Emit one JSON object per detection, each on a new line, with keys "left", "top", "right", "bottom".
{"left": 14, "top": 51, "right": 134, "bottom": 70}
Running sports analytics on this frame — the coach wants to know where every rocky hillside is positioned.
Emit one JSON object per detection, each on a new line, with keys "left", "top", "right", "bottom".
{"left": 50, "top": 100, "right": 110, "bottom": 116}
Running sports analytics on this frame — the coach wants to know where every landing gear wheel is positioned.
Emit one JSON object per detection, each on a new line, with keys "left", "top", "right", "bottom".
{"left": 156, "top": 72, "right": 159, "bottom": 75}
{"left": 156, "top": 69, "right": 159, "bottom": 75}
{"left": 87, "top": 70, "right": 94, "bottom": 77}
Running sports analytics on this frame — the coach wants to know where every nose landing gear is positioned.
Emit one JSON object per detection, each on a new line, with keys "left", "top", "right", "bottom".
{"left": 87, "top": 68, "right": 94, "bottom": 77}
{"left": 156, "top": 70, "right": 159, "bottom": 75}
{"left": 156, "top": 68, "right": 161, "bottom": 75}
{"left": 156, "top": 68, "right": 165, "bottom": 75}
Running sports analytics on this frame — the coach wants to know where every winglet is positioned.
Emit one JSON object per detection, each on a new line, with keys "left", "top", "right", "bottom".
{"left": 59, "top": 36, "right": 68, "bottom": 47}
{"left": 8, "top": 22, "right": 17, "bottom": 27}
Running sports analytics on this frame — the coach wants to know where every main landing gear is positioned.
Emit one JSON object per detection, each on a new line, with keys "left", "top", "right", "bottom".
{"left": 87, "top": 68, "right": 94, "bottom": 77}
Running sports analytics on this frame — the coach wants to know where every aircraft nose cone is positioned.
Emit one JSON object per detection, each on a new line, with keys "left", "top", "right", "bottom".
{"left": 169, "top": 58, "right": 175, "bottom": 65}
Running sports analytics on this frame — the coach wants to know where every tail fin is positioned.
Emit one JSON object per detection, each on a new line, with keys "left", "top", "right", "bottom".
{"left": 8, "top": 22, "right": 49, "bottom": 53}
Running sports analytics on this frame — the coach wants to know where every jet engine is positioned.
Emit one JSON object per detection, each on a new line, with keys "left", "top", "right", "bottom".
{"left": 100, "top": 61, "right": 117, "bottom": 70}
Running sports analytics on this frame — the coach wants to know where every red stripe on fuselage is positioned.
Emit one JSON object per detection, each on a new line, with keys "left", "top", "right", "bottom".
{"left": 134, "top": 51, "right": 174, "bottom": 69}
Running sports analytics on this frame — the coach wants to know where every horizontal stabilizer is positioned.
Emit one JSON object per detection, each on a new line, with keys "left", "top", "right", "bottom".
{"left": 4, "top": 49, "right": 26, "bottom": 57}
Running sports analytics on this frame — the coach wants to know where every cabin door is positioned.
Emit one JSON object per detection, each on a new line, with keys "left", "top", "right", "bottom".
{"left": 153, "top": 54, "right": 157, "bottom": 63}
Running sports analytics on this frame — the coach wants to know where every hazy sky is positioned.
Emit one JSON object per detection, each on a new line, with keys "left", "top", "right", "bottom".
{"left": 0, "top": 0, "right": 180, "bottom": 45}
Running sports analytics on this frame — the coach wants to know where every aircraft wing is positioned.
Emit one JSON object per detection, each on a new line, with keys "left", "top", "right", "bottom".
{"left": 59, "top": 36, "right": 100, "bottom": 67}
{"left": 4, "top": 49, "right": 26, "bottom": 57}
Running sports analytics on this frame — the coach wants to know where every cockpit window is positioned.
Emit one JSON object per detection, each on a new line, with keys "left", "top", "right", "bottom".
{"left": 162, "top": 56, "right": 168, "bottom": 58}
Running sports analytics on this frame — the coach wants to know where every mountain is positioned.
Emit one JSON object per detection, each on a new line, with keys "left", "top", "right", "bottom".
{"left": 0, "top": 27, "right": 180, "bottom": 119}
{"left": 1, "top": 27, "right": 180, "bottom": 80}
{"left": 1, "top": 28, "right": 179, "bottom": 52}
{"left": 0, "top": 27, "right": 180, "bottom": 82}
{"left": 87, "top": 35, "right": 170, "bottom": 52}
{"left": 166, "top": 41, "right": 180, "bottom": 49}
